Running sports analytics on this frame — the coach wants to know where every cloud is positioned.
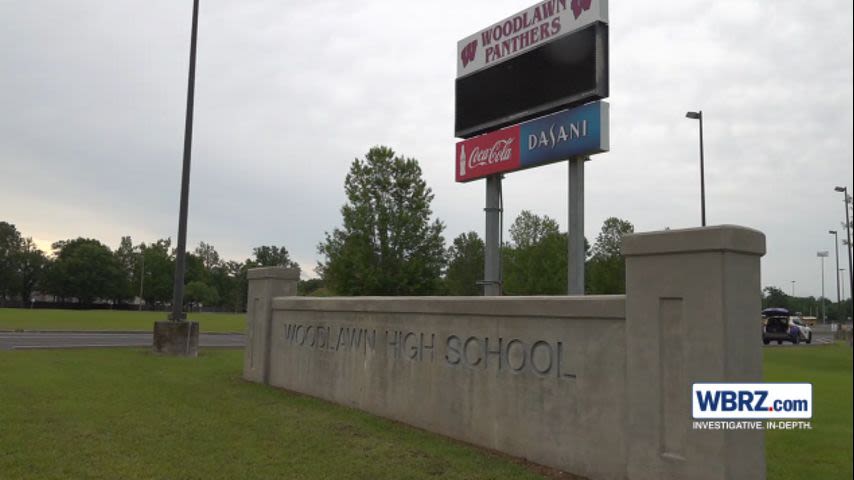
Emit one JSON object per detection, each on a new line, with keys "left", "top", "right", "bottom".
{"left": 1, "top": 0, "right": 851, "bottom": 295}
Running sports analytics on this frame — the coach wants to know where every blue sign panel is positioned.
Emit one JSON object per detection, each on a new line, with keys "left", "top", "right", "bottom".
{"left": 519, "top": 101, "right": 609, "bottom": 168}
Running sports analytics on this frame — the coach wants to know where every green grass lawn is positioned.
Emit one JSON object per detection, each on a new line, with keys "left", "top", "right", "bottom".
{"left": 0, "top": 308, "right": 245, "bottom": 333}
{"left": 764, "top": 344, "right": 853, "bottom": 480}
{"left": 0, "top": 349, "right": 544, "bottom": 480}
{"left": 0, "top": 343, "right": 850, "bottom": 479}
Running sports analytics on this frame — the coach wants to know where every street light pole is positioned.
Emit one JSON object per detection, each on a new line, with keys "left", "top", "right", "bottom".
{"left": 834, "top": 186, "right": 852, "bottom": 320}
{"left": 169, "top": 0, "right": 200, "bottom": 322}
{"left": 818, "top": 251, "right": 828, "bottom": 323}
{"left": 686, "top": 111, "right": 706, "bottom": 226}
{"left": 830, "top": 230, "right": 841, "bottom": 318}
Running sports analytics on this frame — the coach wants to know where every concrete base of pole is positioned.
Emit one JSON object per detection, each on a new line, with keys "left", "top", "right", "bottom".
{"left": 153, "top": 321, "right": 199, "bottom": 357}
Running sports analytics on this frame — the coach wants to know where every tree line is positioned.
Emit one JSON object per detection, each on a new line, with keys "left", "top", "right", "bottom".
{"left": 762, "top": 286, "right": 851, "bottom": 323}
{"left": 0, "top": 221, "right": 300, "bottom": 311}
{"left": 1, "top": 146, "right": 638, "bottom": 310}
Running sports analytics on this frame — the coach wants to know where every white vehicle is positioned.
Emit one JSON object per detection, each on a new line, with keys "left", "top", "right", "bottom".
{"left": 762, "top": 308, "right": 813, "bottom": 345}
{"left": 790, "top": 317, "right": 813, "bottom": 344}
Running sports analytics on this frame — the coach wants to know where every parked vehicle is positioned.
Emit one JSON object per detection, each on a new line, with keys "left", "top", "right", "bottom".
{"left": 762, "top": 308, "right": 812, "bottom": 345}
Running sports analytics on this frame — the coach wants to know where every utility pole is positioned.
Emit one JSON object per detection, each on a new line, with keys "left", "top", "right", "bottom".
{"left": 152, "top": 0, "right": 202, "bottom": 357}
{"left": 169, "top": 0, "right": 200, "bottom": 322}
{"left": 138, "top": 251, "right": 145, "bottom": 312}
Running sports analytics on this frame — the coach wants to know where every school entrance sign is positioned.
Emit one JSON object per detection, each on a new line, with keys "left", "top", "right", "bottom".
{"left": 244, "top": 225, "right": 768, "bottom": 480}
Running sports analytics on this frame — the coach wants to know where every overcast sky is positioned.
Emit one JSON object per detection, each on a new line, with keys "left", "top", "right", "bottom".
{"left": 1, "top": 0, "right": 852, "bottom": 299}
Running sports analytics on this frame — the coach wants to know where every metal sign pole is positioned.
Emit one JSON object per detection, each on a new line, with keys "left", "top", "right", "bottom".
{"left": 484, "top": 175, "right": 502, "bottom": 296}
{"left": 568, "top": 157, "right": 586, "bottom": 295}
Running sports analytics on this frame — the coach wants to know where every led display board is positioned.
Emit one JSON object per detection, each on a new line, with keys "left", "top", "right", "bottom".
{"left": 455, "top": 0, "right": 609, "bottom": 139}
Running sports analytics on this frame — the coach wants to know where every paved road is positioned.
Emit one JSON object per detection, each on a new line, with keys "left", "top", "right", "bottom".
{"left": 0, "top": 332, "right": 245, "bottom": 350}
{"left": 763, "top": 331, "right": 834, "bottom": 347}
{"left": 1, "top": 331, "right": 833, "bottom": 351}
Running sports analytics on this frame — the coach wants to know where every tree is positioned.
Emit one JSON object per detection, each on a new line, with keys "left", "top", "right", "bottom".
{"left": 502, "top": 211, "right": 571, "bottom": 295}
{"left": 317, "top": 146, "right": 446, "bottom": 295}
{"left": 184, "top": 252, "right": 207, "bottom": 285}
{"left": 0, "top": 221, "right": 23, "bottom": 304}
{"left": 222, "top": 260, "right": 248, "bottom": 312}
{"left": 445, "top": 231, "right": 484, "bottom": 296}
{"left": 184, "top": 280, "right": 219, "bottom": 308}
{"left": 137, "top": 239, "right": 174, "bottom": 306}
{"left": 586, "top": 217, "right": 634, "bottom": 295}
{"left": 509, "top": 211, "right": 560, "bottom": 249}
{"left": 298, "top": 278, "right": 325, "bottom": 296}
{"left": 194, "top": 242, "right": 222, "bottom": 271}
{"left": 251, "top": 245, "right": 298, "bottom": 269}
{"left": 762, "top": 286, "right": 788, "bottom": 309}
{"left": 13, "top": 238, "right": 48, "bottom": 303}
{"left": 112, "top": 236, "right": 137, "bottom": 302}
{"left": 45, "top": 238, "right": 125, "bottom": 306}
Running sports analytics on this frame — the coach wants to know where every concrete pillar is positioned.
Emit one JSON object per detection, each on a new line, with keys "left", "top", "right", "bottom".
{"left": 622, "top": 225, "right": 766, "bottom": 480}
{"left": 244, "top": 267, "right": 299, "bottom": 384}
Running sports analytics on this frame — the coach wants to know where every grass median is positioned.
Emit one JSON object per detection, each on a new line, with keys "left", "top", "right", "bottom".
{"left": 0, "top": 342, "right": 850, "bottom": 479}
{"left": 0, "top": 308, "right": 244, "bottom": 333}
{"left": 764, "top": 344, "right": 852, "bottom": 480}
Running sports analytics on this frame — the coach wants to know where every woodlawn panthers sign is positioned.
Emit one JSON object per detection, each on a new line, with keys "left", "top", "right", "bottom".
{"left": 456, "top": 0, "right": 608, "bottom": 78}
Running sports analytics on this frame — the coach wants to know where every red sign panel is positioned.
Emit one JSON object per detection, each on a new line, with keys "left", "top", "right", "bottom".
{"left": 455, "top": 125, "right": 521, "bottom": 182}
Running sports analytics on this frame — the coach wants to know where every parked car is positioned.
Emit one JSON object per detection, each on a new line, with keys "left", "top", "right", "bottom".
{"left": 762, "top": 308, "right": 812, "bottom": 345}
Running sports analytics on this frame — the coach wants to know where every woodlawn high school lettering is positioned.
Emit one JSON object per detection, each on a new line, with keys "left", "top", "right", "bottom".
{"left": 281, "top": 323, "right": 576, "bottom": 379}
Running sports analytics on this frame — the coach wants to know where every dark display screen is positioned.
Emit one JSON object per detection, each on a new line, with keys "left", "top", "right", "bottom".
{"left": 455, "top": 22, "right": 608, "bottom": 139}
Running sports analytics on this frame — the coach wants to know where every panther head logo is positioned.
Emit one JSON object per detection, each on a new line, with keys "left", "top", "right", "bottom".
{"left": 460, "top": 40, "right": 478, "bottom": 68}
{"left": 571, "top": 0, "right": 592, "bottom": 19}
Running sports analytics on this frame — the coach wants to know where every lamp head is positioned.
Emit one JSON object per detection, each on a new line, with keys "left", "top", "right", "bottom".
{"left": 829, "top": 230, "right": 838, "bottom": 235}
{"left": 835, "top": 186, "right": 846, "bottom": 192}
{"left": 686, "top": 111, "right": 701, "bottom": 120}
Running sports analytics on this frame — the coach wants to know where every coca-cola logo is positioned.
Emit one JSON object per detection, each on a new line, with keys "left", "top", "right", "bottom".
{"left": 570, "top": 0, "right": 592, "bottom": 19}
{"left": 460, "top": 39, "right": 478, "bottom": 68}
{"left": 468, "top": 138, "right": 514, "bottom": 170}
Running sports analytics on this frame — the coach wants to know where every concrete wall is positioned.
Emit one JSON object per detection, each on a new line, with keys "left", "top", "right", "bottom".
{"left": 244, "top": 226, "right": 766, "bottom": 480}
{"left": 243, "top": 267, "right": 299, "bottom": 384}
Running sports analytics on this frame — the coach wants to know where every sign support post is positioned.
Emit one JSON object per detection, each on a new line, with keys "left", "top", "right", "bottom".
{"left": 568, "top": 157, "right": 586, "bottom": 295}
{"left": 484, "top": 175, "right": 502, "bottom": 296}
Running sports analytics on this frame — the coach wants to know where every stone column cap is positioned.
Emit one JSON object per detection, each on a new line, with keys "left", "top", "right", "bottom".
{"left": 622, "top": 225, "right": 766, "bottom": 257}
{"left": 247, "top": 267, "right": 300, "bottom": 280}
